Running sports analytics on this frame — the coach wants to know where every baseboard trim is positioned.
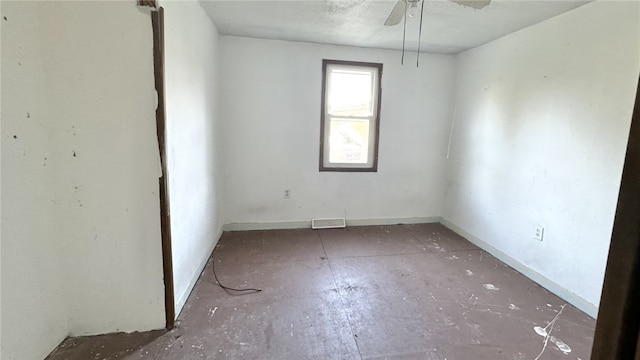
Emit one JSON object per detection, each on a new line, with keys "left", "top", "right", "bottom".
{"left": 440, "top": 218, "right": 598, "bottom": 318}
{"left": 347, "top": 216, "right": 440, "bottom": 227}
{"left": 174, "top": 226, "right": 224, "bottom": 318}
{"left": 223, "top": 216, "right": 440, "bottom": 232}
{"left": 223, "top": 221, "right": 311, "bottom": 231}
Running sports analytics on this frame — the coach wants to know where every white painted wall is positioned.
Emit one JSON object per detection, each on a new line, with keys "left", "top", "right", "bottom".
{"left": 1, "top": 2, "right": 69, "bottom": 358}
{"left": 219, "top": 37, "right": 456, "bottom": 227}
{"left": 1, "top": 1, "right": 165, "bottom": 358}
{"left": 48, "top": 1, "right": 165, "bottom": 336}
{"left": 443, "top": 0, "right": 640, "bottom": 314}
{"left": 161, "top": 0, "right": 224, "bottom": 316}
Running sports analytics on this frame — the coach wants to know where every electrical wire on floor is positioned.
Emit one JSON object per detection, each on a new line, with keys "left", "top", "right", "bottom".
{"left": 211, "top": 250, "right": 262, "bottom": 295}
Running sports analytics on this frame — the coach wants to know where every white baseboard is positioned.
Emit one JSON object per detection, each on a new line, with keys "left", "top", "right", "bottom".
{"left": 440, "top": 218, "right": 598, "bottom": 318}
{"left": 174, "top": 226, "right": 224, "bottom": 318}
{"left": 223, "top": 220, "right": 311, "bottom": 231}
{"left": 346, "top": 216, "right": 440, "bottom": 227}
{"left": 223, "top": 216, "right": 440, "bottom": 232}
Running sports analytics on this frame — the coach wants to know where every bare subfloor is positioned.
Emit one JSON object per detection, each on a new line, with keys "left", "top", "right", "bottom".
{"left": 47, "top": 224, "right": 595, "bottom": 360}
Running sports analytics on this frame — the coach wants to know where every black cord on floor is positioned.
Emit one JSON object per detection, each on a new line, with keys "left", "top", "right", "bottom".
{"left": 211, "top": 251, "right": 262, "bottom": 294}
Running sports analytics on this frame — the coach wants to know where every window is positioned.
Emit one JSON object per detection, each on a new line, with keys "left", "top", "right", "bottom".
{"left": 320, "top": 60, "right": 382, "bottom": 172}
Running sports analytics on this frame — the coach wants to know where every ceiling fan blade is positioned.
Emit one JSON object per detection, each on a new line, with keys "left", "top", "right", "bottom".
{"left": 384, "top": 0, "right": 407, "bottom": 26}
{"left": 449, "top": 0, "right": 491, "bottom": 9}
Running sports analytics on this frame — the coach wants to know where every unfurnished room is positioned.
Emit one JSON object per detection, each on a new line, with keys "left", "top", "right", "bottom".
{"left": 1, "top": 0, "right": 639, "bottom": 359}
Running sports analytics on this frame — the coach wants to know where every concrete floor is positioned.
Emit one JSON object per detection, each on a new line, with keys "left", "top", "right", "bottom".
{"left": 47, "top": 224, "right": 596, "bottom": 360}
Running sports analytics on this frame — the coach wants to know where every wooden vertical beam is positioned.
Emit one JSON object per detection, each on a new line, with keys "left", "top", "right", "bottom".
{"left": 151, "top": 7, "right": 175, "bottom": 329}
{"left": 591, "top": 77, "right": 640, "bottom": 359}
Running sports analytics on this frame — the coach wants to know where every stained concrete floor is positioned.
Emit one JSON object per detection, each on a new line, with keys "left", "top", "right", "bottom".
{"left": 47, "top": 224, "right": 596, "bottom": 360}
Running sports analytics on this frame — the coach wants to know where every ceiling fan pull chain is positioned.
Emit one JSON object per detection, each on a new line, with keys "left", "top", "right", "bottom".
{"left": 401, "top": 0, "right": 408, "bottom": 65}
{"left": 417, "top": 0, "right": 425, "bottom": 67}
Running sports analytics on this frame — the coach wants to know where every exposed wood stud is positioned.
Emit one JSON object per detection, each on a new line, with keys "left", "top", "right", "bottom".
{"left": 151, "top": 7, "right": 175, "bottom": 329}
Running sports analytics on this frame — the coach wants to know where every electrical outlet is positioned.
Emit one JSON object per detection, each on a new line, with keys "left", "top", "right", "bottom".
{"left": 284, "top": 189, "right": 291, "bottom": 199}
{"left": 534, "top": 225, "right": 544, "bottom": 241}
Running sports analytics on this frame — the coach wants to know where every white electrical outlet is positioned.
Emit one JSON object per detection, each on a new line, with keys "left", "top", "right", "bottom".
{"left": 534, "top": 225, "right": 544, "bottom": 241}
{"left": 284, "top": 189, "right": 291, "bottom": 199}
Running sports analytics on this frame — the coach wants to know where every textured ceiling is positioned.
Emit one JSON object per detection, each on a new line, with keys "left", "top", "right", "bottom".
{"left": 199, "top": 0, "right": 591, "bottom": 54}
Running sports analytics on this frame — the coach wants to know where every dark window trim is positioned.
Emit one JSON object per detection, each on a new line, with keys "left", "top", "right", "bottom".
{"left": 319, "top": 59, "right": 383, "bottom": 172}
{"left": 138, "top": 0, "right": 157, "bottom": 8}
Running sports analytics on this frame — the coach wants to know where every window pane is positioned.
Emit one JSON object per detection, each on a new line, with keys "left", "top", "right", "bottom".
{"left": 328, "top": 117, "right": 370, "bottom": 164}
{"left": 320, "top": 60, "right": 381, "bottom": 172}
{"left": 328, "top": 69, "right": 373, "bottom": 117}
